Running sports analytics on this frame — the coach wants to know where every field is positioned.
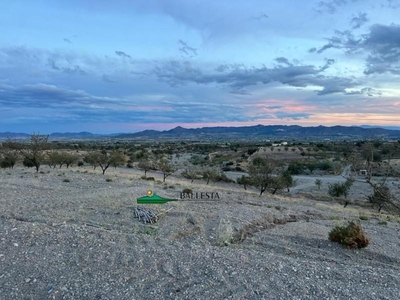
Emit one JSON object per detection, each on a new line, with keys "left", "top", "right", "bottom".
{"left": 1, "top": 164, "right": 400, "bottom": 299}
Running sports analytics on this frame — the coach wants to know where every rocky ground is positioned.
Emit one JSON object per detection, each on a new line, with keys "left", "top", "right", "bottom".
{"left": 0, "top": 166, "right": 399, "bottom": 299}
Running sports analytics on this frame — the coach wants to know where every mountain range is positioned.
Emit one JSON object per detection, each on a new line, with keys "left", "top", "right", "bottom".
{"left": 1, "top": 125, "right": 400, "bottom": 141}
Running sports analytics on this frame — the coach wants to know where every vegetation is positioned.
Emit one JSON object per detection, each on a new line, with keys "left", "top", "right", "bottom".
{"left": 315, "top": 179, "right": 322, "bottom": 190}
{"left": 236, "top": 175, "right": 253, "bottom": 190}
{"left": 248, "top": 156, "right": 276, "bottom": 196}
{"left": 20, "top": 133, "right": 49, "bottom": 172}
{"left": 137, "top": 159, "right": 153, "bottom": 177}
{"left": 328, "top": 178, "right": 354, "bottom": 207}
{"left": 328, "top": 221, "right": 370, "bottom": 249}
{"left": 158, "top": 158, "right": 176, "bottom": 182}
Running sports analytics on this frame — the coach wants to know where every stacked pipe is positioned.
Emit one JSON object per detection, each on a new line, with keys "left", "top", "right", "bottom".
{"left": 133, "top": 207, "right": 158, "bottom": 224}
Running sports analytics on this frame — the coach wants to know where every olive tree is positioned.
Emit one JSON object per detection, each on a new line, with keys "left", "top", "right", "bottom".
{"left": 20, "top": 133, "right": 49, "bottom": 172}
{"left": 248, "top": 156, "right": 276, "bottom": 196}
{"left": 158, "top": 158, "right": 176, "bottom": 182}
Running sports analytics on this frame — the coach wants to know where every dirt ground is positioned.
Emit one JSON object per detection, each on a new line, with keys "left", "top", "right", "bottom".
{"left": 0, "top": 166, "right": 399, "bottom": 299}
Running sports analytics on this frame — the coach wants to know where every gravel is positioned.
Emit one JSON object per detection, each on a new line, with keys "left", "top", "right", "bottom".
{"left": 0, "top": 166, "right": 399, "bottom": 299}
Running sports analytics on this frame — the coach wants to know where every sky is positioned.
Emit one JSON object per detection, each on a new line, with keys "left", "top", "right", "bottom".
{"left": 1, "top": 0, "right": 400, "bottom": 133}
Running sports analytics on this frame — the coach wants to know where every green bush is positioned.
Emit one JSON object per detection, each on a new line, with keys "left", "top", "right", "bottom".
{"left": 63, "top": 178, "right": 70, "bottom": 183}
{"left": 378, "top": 221, "right": 388, "bottom": 226}
{"left": 106, "top": 178, "right": 113, "bottom": 182}
{"left": 146, "top": 177, "right": 155, "bottom": 181}
{"left": 328, "top": 221, "right": 370, "bottom": 249}
{"left": 359, "top": 215, "right": 369, "bottom": 221}
{"left": 23, "top": 157, "right": 35, "bottom": 168}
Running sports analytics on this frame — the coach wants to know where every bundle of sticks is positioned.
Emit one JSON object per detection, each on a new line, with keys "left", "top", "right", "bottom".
{"left": 133, "top": 207, "right": 158, "bottom": 224}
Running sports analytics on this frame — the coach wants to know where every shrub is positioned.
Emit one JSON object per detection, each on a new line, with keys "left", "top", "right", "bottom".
{"left": 378, "top": 221, "right": 388, "bottom": 226}
{"left": 77, "top": 161, "right": 84, "bottom": 167}
{"left": 106, "top": 178, "right": 113, "bottom": 182}
{"left": 182, "top": 188, "right": 193, "bottom": 195}
{"left": 0, "top": 160, "right": 13, "bottom": 169}
{"left": 23, "top": 157, "right": 35, "bottom": 168}
{"left": 328, "top": 221, "right": 370, "bottom": 248}
{"left": 146, "top": 177, "right": 155, "bottom": 181}
{"left": 359, "top": 215, "right": 369, "bottom": 221}
{"left": 63, "top": 178, "right": 70, "bottom": 183}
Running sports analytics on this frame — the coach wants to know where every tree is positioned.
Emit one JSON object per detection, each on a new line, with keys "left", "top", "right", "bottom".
{"left": 182, "top": 166, "right": 200, "bottom": 183}
{"left": 315, "top": 179, "right": 322, "bottom": 190}
{"left": 202, "top": 167, "right": 219, "bottom": 184}
{"left": 88, "top": 150, "right": 125, "bottom": 175}
{"left": 0, "top": 138, "right": 19, "bottom": 169}
{"left": 61, "top": 152, "right": 79, "bottom": 168}
{"left": 110, "top": 151, "right": 126, "bottom": 169}
{"left": 138, "top": 159, "right": 153, "bottom": 177}
{"left": 46, "top": 151, "right": 62, "bottom": 169}
{"left": 248, "top": 156, "right": 275, "bottom": 196}
{"left": 158, "top": 158, "right": 176, "bottom": 182}
{"left": 280, "top": 170, "right": 296, "bottom": 192}
{"left": 268, "top": 176, "right": 285, "bottom": 195}
{"left": 328, "top": 178, "right": 353, "bottom": 207}
{"left": 20, "top": 133, "right": 49, "bottom": 172}
{"left": 368, "top": 184, "right": 392, "bottom": 212}
{"left": 84, "top": 152, "right": 99, "bottom": 170}
{"left": 237, "top": 175, "right": 253, "bottom": 190}
{"left": 0, "top": 152, "right": 18, "bottom": 169}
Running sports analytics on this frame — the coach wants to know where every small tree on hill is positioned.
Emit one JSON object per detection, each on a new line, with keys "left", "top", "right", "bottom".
{"left": 202, "top": 167, "right": 219, "bottom": 184}
{"left": 182, "top": 166, "right": 200, "bottom": 183}
{"left": 315, "top": 179, "right": 322, "bottom": 190}
{"left": 89, "top": 150, "right": 126, "bottom": 175}
{"left": 158, "top": 158, "right": 176, "bottom": 182}
{"left": 280, "top": 170, "right": 296, "bottom": 192}
{"left": 328, "top": 178, "right": 354, "bottom": 207}
{"left": 237, "top": 175, "right": 253, "bottom": 190}
{"left": 20, "top": 133, "right": 49, "bottom": 172}
{"left": 248, "top": 156, "right": 275, "bottom": 196}
{"left": 138, "top": 159, "right": 153, "bottom": 177}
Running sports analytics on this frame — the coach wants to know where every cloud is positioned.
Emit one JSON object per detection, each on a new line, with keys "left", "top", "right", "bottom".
{"left": 115, "top": 50, "right": 131, "bottom": 58}
{"left": 350, "top": 12, "right": 368, "bottom": 29}
{"left": 0, "top": 83, "right": 119, "bottom": 109}
{"left": 102, "top": 74, "right": 116, "bottom": 83}
{"left": 47, "top": 59, "right": 86, "bottom": 75}
{"left": 316, "top": 0, "right": 359, "bottom": 14}
{"left": 178, "top": 40, "right": 198, "bottom": 57}
{"left": 253, "top": 13, "right": 268, "bottom": 21}
{"left": 315, "top": 24, "right": 400, "bottom": 75}
{"left": 275, "top": 111, "right": 311, "bottom": 120}
{"left": 275, "top": 57, "right": 292, "bottom": 66}
{"left": 154, "top": 59, "right": 364, "bottom": 95}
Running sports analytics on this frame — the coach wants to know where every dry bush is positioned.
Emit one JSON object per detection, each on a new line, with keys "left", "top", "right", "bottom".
{"left": 328, "top": 221, "right": 370, "bottom": 249}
